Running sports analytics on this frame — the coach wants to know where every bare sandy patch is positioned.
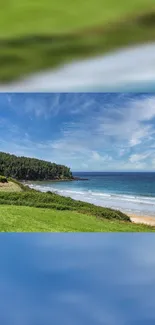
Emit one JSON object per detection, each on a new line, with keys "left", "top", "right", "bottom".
{"left": 129, "top": 214, "right": 155, "bottom": 227}
{"left": 0, "top": 181, "right": 22, "bottom": 192}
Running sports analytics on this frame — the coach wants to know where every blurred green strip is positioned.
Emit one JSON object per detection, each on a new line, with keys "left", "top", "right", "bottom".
{"left": 0, "top": 0, "right": 154, "bottom": 37}
{"left": 0, "top": 9, "right": 155, "bottom": 82}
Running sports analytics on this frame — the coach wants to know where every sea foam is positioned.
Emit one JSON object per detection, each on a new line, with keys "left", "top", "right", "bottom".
{"left": 28, "top": 183, "right": 155, "bottom": 217}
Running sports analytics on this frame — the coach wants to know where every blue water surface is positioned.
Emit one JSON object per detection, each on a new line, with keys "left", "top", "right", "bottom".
{"left": 30, "top": 172, "right": 155, "bottom": 216}
{"left": 73, "top": 172, "right": 155, "bottom": 197}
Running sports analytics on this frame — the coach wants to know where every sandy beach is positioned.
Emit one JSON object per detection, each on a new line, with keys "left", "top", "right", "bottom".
{"left": 129, "top": 214, "right": 155, "bottom": 227}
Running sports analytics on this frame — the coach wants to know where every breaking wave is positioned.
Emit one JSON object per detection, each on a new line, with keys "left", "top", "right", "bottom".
{"left": 28, "top": 183, "right": 155, "bottom": 217}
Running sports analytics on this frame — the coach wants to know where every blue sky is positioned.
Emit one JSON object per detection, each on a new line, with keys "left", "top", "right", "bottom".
{"left": 0, "top": 93, "right": 155, "bottom": 171}
{"left": 0, "top": 234, "right": 155, "bottom": 325}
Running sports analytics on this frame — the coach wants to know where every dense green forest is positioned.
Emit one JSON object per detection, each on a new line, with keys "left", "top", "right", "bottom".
{"left": 0, "top": 152, "right": 73, "bottom": 181}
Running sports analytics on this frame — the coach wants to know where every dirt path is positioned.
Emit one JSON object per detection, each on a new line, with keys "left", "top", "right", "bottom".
{"left": 0, "top": 181, "right": 21, "bottom": 192}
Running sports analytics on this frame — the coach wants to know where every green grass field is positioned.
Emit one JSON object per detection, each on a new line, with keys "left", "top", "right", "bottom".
{"left": 0, "top": 1, "right": 155, "bottom": 82}
{"left": 0, "top": 180, "right": 155, "bottom": 232}
{"left": 0, "top": 205, "right": 154, "bottom": 232}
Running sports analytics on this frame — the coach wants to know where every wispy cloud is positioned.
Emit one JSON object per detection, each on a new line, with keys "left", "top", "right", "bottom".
{"left": 1, "top": 93, "right": 155, "bottom": 170}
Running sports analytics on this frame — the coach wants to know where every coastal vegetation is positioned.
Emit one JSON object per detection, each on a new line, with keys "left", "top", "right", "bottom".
{"left": 0, "top": 153, "right": 155, "bottom": 232}
{"left": 0, "top": 180, "right": 130, "bottom": 222}
{"left": 0, "top": 177, "right": 155, "bottom": 232}
{"left": 0, "top": 175, "right": 7, "bottom": 183}
{"left": 0, "top": 1, "right": 155, "bottom": 82}
{"left": 0, "top": 152, "right": 73, "bottom": 181}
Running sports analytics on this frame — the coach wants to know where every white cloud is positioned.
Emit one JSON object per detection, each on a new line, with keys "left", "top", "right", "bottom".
{"left": 7, "top": 93, "right": 62, "bottom": 119}
{"left": 129, "top": 152, "right": 153, "bottom": 164}
{"left": 91, "top": 151, "right": 112, "bottom": 163}
{"left": 2, "top": 93, "right": 155, "bottom": 171}
{"left": 129, "top": 126, "right": 153, "bottom": 146}
{"left": 91, "top": 151, "right": 102, "bottom": 161}
{"left": 47, "top": 94, "right": 155, "bottom": 169}
{"left": 98, "top": 96, "right": 155, "bottom": 148}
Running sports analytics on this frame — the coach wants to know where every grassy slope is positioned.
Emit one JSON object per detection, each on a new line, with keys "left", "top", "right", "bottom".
{"left": 0, "top": 179, "right": 155, "bottom": 231}
{"left": 0, "top": 1, "right": 155, "bottom": 82}
{"left": 0, "top": 179, "right": 154, "bottom": 232}
{"left": 0, "top": 205, "right": 154, "bottom": 232}
{"left": 0, "top": 190, "right": 131, "bottom": 221}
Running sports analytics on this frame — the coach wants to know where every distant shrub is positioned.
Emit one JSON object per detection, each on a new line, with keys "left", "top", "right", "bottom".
{"left": 0, "top": 175, "right": 7, "bottom": 183}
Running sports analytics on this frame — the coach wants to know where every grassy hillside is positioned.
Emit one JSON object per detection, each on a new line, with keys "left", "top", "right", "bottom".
{"left": 0, "top": 176, "right": 155, "bottom": 232}
{"left": 0, "top": 189, "right": 130, "bottom": 222}
{"left": 0, "top": 1, "right": 155, "bottom": 82}
{"left": 0, "top": 178, "right": 155, "bottom": 232}
{"left": 0, "top": 205, "right": 154, "bottom": 232}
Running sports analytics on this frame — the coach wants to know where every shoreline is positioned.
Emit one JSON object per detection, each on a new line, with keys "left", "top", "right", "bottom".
{"left": 128, "top": 214, "right": 155, "bottom": 227}
{"left": 22, "top": 177, "right": 88, "bottom": 184}
{"left": 25, "top": 182, "right": 155, "bottom": 227}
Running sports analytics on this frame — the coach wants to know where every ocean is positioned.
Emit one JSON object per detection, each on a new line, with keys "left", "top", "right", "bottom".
{"left": 29, "top": 172, "right": 155, "bottom": 217}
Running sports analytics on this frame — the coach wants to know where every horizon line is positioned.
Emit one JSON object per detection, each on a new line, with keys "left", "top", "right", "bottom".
{"left": 72, "top": 170, "right": 155, "bottom": 173}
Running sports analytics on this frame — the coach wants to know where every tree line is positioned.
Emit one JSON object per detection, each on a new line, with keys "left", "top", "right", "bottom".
{"left": 0, "top": 152, "right": 73, "bottom": 181}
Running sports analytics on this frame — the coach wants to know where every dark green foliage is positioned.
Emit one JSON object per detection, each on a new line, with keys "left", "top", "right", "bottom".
{"left": 0, "top": 175, "right": 7, "bottom": 183}
{"left": 0, "top": 152, "right": 73, "bottom": 180}
{"left": 0, "top": 187, "right": 130, "bottom": 222}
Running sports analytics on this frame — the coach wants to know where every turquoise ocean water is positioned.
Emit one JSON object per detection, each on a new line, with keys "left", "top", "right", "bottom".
{"left": 29, "top": 172, "right": 155, "bottom": 216}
